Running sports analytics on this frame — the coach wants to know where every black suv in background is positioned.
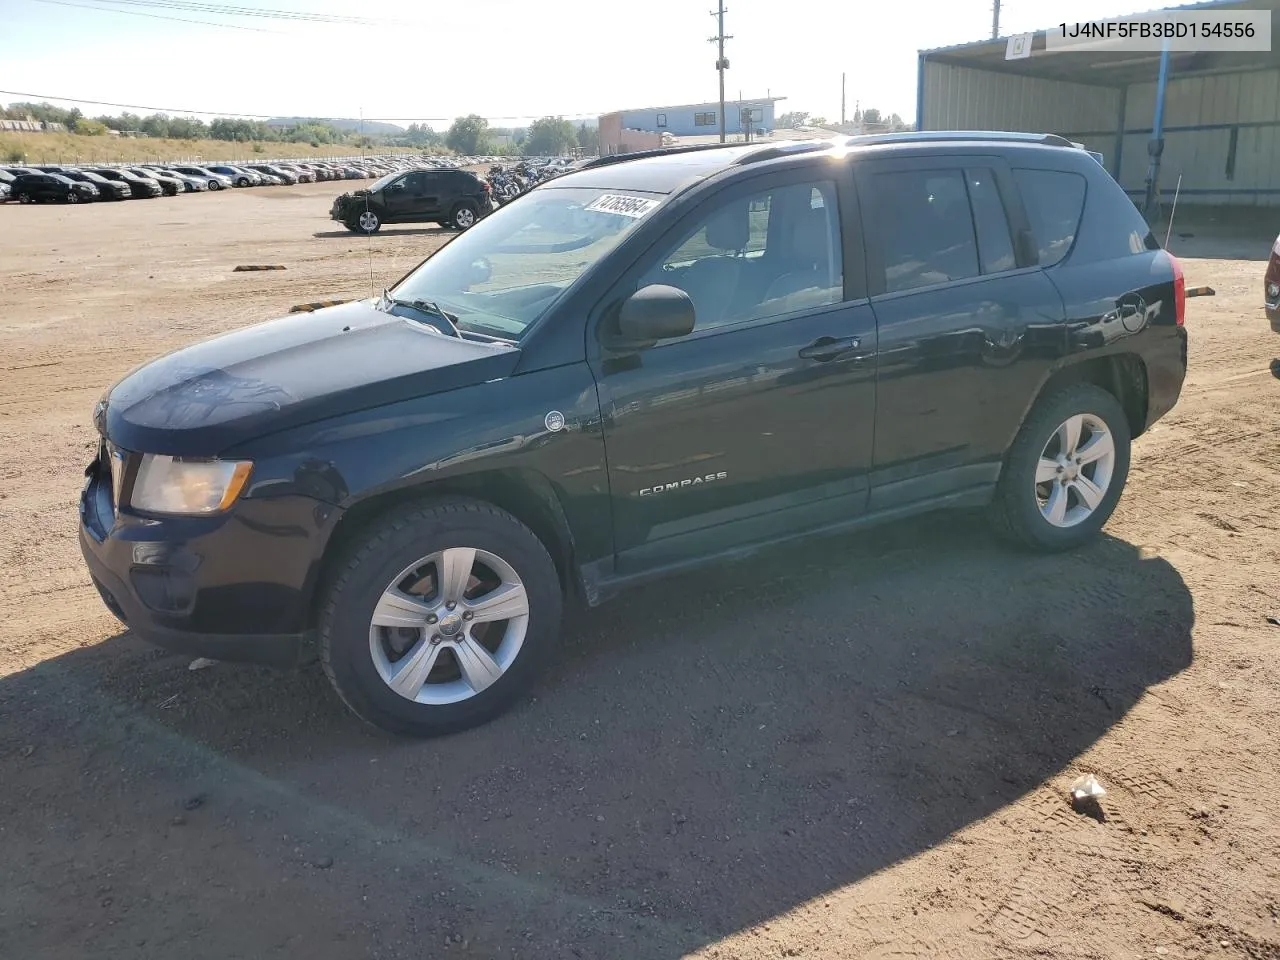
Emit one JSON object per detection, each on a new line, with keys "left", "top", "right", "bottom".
{"left": 11, "top": 172, "right": 98, "bottom": 203}
{"left": 87, "top": 168, "right": 164, "bottom": 199}
{"left": 332, "top": 167, "right": 494, "bottom": 233}
{"left": 61, "top": 170, "right": 131, "bottom": 200}
{"left": 80, "top": 132, "right": 1190, "bottom": 738}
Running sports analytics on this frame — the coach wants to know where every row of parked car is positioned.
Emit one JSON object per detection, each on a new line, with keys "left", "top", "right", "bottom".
{"left": 0, "top": 155, "right": 477, "bottom": 204}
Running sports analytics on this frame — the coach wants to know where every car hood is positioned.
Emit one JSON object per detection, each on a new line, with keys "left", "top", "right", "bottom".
{"left": 98, "top": 299, "right": 520, "bottom": 457}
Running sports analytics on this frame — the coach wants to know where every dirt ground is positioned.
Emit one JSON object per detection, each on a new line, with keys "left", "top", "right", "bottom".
{"left": 1, "top": 184, "right": 1279, "bottom": 960}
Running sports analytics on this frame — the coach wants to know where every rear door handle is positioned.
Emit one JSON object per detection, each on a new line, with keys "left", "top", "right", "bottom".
{"left": 799, "top": 335, "right": 862, "bottom": 362}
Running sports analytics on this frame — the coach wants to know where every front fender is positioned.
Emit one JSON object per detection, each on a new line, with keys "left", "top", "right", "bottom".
{"left": 228, "top": 362, "right": 613, "bottom": 570}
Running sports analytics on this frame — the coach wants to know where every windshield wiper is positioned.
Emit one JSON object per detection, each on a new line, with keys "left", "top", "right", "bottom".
{"left": 380, "top": 289, "right": 461, "bottom": 337}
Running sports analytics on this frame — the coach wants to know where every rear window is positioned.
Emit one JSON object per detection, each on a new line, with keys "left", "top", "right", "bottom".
{"left": 1013, "top": 169, "right": 1085, "bottom": 267}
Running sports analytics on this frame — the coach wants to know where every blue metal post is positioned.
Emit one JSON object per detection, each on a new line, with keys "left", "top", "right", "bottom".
{"left": 1143, "top": 42, "right": 1171, "bottom": 217}
{"left": 916, "top": 53, "right": 927, "bottom": 131}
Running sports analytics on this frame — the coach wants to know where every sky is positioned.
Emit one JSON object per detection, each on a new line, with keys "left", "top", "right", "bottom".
{"left": 0, "top": 0, "right": 1157, "bottom": 127}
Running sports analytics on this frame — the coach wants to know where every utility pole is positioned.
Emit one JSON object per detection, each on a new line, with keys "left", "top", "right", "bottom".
{"left": 708, "top": 0, "right": 731, "bottom": 143}
{"left": 991, "top": 0, "right": 1000, "bottom": 39}
{"left": 841, "top": 72, "right": 846, "bottom": 126}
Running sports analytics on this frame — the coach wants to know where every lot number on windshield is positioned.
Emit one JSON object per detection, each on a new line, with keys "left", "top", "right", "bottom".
{"left": 585, "top": 194, "right": 660, "bottom": 218}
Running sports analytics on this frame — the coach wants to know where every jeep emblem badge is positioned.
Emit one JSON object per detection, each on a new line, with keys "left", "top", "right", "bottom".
{"left": 545, "top": 410, "right": 565, "bottom": 432}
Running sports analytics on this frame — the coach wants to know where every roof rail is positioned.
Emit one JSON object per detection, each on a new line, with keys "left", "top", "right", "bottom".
{"left": 733, "top": 140, "right": 834, "bottom": 164}
{"left": 841, "top": 130, "right": 1078, "bottom": 149}
{"left": 575, "top": 142, "right": 751, "bottom": 170}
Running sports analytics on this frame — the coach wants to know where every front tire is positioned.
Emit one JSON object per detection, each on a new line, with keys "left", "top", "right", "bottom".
{"left": 350, "top": 210, "right": 380, "bottom": 234}
{"left": 990, "top": 383, "right": 1131, "bottom": 552}
{"left": 208, "top": 180, "right": 221, "bottom": 191}
{"left": 319, "top": 499, "right": 563, "bottom": 737}
{"left": 17, "top": 192, "right": 32, "bottom": 204}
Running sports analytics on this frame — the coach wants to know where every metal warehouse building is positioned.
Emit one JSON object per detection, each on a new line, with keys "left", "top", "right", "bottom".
{"left": 599, "top": 97, "right": 784, "bottom": 155}
{"left": 917, "top": 0, "right": 1280, "bottom": 210}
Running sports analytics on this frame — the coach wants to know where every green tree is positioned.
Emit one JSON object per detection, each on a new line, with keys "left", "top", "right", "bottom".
{"left": 140, "top": 113, "right": 170, "bottom": 138}
{"left": 777, "top": 110, "right": 809, "bottom": 128}
{"left": 446, "top": 114, "right": 490, "bottom": 155}
{"left": 74, "top": 118, "right": 109, "bottom": 136}
{"left": 576, "top": 122, "right": 600, "bottom": 155}
{"left": 861, "top": 107, "right": 882, "bottom": 126}
{"left": 166, "top": 116, "right": 208, "bottom": 139}
{"left": 523, "top": 116, "right": 576, "bottom": 156}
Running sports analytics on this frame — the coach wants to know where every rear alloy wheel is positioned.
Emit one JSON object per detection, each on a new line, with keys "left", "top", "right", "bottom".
{"left": 990, "top": 383, "right": 1131, "bottom": 552}
{"left": 451, "top": 202, "right": 478, "bottom": 230}
{"left": 320, "top": 499, "right": 562, "bottom": 737}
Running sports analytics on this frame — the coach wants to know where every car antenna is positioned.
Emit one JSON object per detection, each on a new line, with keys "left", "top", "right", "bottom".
{"left": 1163, "top": 172, "right": 1183, "bottom": 251}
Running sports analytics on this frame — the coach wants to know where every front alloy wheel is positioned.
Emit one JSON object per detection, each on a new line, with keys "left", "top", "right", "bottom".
{"left": 355, "top": 210, "right": 380, "bottom": 234}
{"left": 369, "top": 548, "right": 529, "bottom": 705}
{"left": 320, "top": 499, "right": 561, "bottom": 737}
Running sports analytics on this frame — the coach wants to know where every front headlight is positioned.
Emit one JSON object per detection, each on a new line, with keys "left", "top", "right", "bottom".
{"left": 130, "top": 455, "right": 253, "bottom": 515}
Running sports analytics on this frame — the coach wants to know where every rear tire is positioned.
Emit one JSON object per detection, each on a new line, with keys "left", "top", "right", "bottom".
{"left": 450, "top": 201, "right": 478, "bottom": 230}
{"left": 319, "top": 498, "right": 563, "bottom": 737}
{"left": 990, "top": 383, "right": 1131, "bottom": 552}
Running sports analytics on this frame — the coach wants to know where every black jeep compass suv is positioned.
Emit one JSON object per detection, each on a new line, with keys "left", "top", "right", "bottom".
{"left": 80, "top": 132, "right": 1189, "bottom": 737}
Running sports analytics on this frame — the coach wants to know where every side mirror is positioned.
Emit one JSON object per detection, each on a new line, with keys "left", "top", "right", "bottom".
{"left": 617, "top": 284, "right": 696, "bottom": 342}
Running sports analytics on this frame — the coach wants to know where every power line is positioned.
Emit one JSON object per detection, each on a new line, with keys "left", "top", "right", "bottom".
{"left": 0, "top": 89, "right": 609, "bottom": 124}
{"left": 86, "top": 0, "right": 386, "bottom": 25}
{"left": 32, "top": 0, "right": 280, "bottom": 31}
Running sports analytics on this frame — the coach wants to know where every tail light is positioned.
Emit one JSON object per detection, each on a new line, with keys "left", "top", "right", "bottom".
{"left": 1169, "top": 252, "right": 1186, "bottom": 326}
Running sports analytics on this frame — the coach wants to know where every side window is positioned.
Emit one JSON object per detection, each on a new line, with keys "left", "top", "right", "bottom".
{"left": 642, "top": 179, "right": 843, "bottom": 334}
{"left": 1013, "top": 168, "right": 1086, "bottom": 267}
{"left": 873, "top": 169, "right": 979, "bottom": 294}
{"left": 965, "top": 168, "right": 1016, "bottom": 274}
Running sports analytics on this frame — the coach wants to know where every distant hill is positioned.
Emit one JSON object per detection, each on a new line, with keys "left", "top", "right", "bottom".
{"left": 265, "top": 117, "right": 405, "bottom": 135}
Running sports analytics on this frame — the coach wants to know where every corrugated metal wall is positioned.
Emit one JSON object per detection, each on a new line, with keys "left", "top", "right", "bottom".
{"left": 1118, "top": 68, "right": 1280, "bottom": 206}
{"left": 920, "top": 59, "right": 1280, "bottom": 207}
{"left": 920, "top": 61, "right": 1120, "bottom": 137}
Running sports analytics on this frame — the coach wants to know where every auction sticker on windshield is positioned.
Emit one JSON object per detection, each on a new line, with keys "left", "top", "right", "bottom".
{"left": 585, "top": 194, "right": 661, "bottom": 218}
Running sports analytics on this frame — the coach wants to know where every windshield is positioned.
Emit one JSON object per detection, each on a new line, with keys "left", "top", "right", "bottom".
{"left": 390, "top": 186, "right": 664, "bottom": 340}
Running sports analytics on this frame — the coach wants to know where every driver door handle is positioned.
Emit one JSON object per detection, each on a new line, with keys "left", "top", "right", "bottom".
{"left": 799, "top": 335, "right": 862, "bottom": 362}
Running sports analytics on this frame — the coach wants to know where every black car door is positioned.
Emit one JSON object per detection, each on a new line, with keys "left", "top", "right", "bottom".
{"left": 588, "top": 163, "right": 878, "bottom": 575}
{"left": 379, "top": 174, "right": 415, "bottom": 220}
{"left": 411, "top": 172, "right": 444, "bottom": 219}
{"left": 853, "top": 154, "right": 1065, "bottom": 512}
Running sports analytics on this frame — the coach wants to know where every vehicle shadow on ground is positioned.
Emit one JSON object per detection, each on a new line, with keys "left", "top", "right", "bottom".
{"left": 1, "top": 513, "right": 1193, "bottom": 960}
{"left": 311, "top": 227, "right": 447, "bottom": 239}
